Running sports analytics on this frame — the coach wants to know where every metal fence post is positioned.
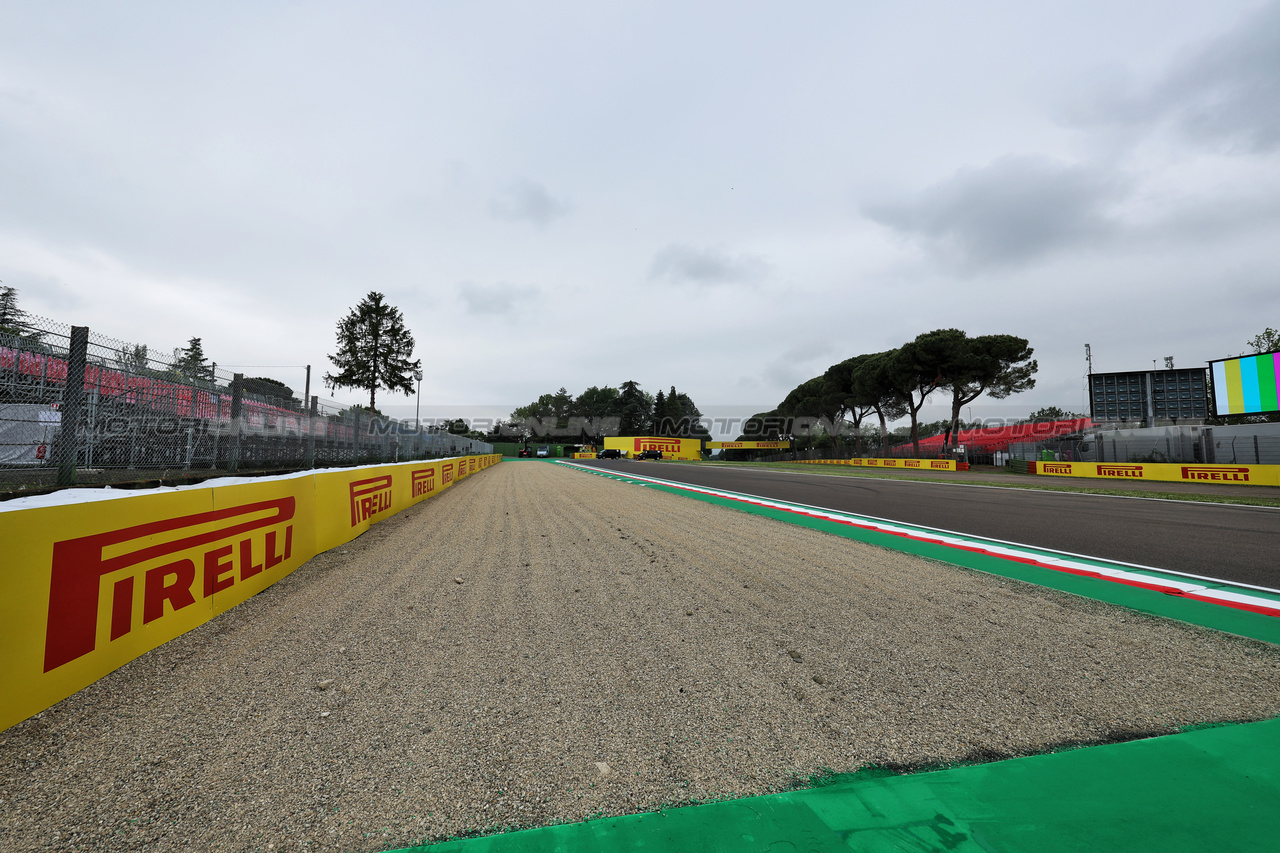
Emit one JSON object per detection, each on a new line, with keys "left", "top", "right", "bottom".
{"left": 55, "top": 326, "right": 89, "bottom": 487}
{"left": 209, "top": 392, "right": 221, "bottom": 468}
{"left": 306, "top": 395, "right": 318, "bottom": 469}
{"left": 353, "top": 409, "right": 362, "bottom": 461}
{"left": 229, "top": 373, "right": 243, "bottom": 474}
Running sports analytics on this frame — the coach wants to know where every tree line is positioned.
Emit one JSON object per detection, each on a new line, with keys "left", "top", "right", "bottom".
{"left": 499, "top": 381, "right": 710, "bottom": 444}
{"left": 742, "top": 329, "right": 1038, "bottom": 456}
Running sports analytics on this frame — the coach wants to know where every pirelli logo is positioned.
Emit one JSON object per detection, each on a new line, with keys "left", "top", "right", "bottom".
{"left": 411, "top": 468, "right": 436, "bottom": 497}
{"left": 637, "top": 439, "right": 683, "bottom": 452}
{"left": 441, "top": 462, "right": 455, "bottom": 486}
{"left": 1097, "top": 464, "right": 1144, "bottom": 478}
{"left": 349, "top": 475, "right": 393, "bottom": 526}
{"left": 904, "top": 460, "right": 920, "bottom": 468}
{"left": 1182, "top": 466, "right": 1250, "bottom": 482}
{"left": 1042, "top": 463, "right": 1074, "bottom": 474}
{"left": 43, "top": 498, "right": 295, "bottom": 673}
{"left": 468, "top": 458, "right": 477, "bottom": 474}
{"left": 930, "top": 461, "right": 950, "bottom": 469}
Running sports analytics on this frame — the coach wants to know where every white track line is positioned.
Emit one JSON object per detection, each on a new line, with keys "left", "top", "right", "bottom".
{"left": 559, "top": 462, "right": 1280, "bottom": 620}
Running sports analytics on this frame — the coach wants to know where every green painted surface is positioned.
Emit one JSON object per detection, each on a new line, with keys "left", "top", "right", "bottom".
{"left": 398, "top": 718, "right": 1280, "bottom": 852}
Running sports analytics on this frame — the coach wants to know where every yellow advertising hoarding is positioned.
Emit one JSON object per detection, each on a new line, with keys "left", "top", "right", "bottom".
{"left": 602, "top": 436, "right": 703, "bottom": 460}
{"left": 1033, "top": 460, "right": 1280, "bottom": 487}
{"left": 0, "top": 455, "right": 500, "bottom": 732}
{"left": 799, "top": 458, "right": 958, "bottom": 471}
{"left": 706, "top": 441, "right": 792, "bottom": 450}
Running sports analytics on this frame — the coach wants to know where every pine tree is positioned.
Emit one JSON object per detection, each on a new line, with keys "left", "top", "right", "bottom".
{"left": 0, "top": 285, "right": 23, "bottom": 334}
{"left": 617, "top": 380, "right": 649, "bottom": 436}
{"left": 173, "top": 337, "right": 214, "bottom": 383}
{"left": 324, "top": 292, "right": 421, "bottom": 412}
{"left": 653, "top": 389, "right": 667, "bottom": 436}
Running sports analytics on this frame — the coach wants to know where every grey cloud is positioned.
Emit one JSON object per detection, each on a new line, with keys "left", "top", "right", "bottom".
{"left": 863, "top": 156, "right": 1123, "bottom": 270}
{"left": 488, "top": 179, "right": 569, "bottom": 225}
{"left": 457, "top": 281, "right": 538, "bottom": 315}
{"left": 649, "top": 243, "right": 770, "bottom": 285}
{"left": 1074, "top": 2, "right": 1280, "bottom": 152}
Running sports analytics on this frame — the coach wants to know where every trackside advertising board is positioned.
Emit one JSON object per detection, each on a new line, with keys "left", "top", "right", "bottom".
{"left": 601, "top": 436, "right": 704, "bottom": 460}
{"left": 799, "top": 458, "right": 959, "bottom": 471}
{"left": 706, "top": 441, "right": 792, "bottom": 450}
{"left": 0, "top": 454, "right": 500, "bottom": 732}
{"left": 1033, "top": 461, "right": 1280, "bottom": 486}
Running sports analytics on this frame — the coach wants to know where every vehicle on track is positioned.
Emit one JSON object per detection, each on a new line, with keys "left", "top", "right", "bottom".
{"left": 637, "top": 449, "right": 663, "bottom": 460}
{"left": 597, "top": 448, "right": 623, "bottom": 459}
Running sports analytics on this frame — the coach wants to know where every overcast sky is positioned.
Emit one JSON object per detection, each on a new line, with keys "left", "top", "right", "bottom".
{"left": 3, "top": 1, "right": 1278, "bottom": 433}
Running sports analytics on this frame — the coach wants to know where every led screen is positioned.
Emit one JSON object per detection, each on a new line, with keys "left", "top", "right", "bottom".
{"left": 1210, "top": 351, "right": 1280, "bottom": 416}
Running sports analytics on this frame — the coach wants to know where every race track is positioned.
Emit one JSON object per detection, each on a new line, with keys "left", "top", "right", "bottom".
{"left": 578, "top": 460, "right": 1280, "bottom": 588}
{"left": 4, "top": 461, "right": 1279, "bottom": 852}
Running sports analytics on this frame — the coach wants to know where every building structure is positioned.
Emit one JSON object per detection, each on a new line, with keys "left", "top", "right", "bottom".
{"left": 1088, "top": 368, "right": 1209, "bottom": 427}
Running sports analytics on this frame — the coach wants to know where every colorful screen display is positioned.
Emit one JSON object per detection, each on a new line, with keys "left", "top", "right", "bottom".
{"left": 1210, "top": 351, "right": 1280, "bottom": 416}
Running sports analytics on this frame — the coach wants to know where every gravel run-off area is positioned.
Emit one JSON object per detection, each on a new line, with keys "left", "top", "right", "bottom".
{"left": 4, "top": 460, "right": 1280, "bottom": 852}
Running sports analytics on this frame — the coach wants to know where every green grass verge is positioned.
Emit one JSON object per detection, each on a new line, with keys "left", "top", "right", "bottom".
{"left": 684, "top": 460, "right": 1280, "bottom": 507}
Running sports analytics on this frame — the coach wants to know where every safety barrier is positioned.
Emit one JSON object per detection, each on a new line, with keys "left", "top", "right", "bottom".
{"left": 602, "top": 436, "right": 703, "bottom": 460}
{"left": 1031, "top": 460, "right": 1280, "bottom": 487}
{"left": 0, "top": 454, "right": 501, "bottom": 732}
{"left": 706, "top": 441, "right": 792, "bottom": 450}
{"left": 797, "top": 458, "right": 959, "bottom": 471}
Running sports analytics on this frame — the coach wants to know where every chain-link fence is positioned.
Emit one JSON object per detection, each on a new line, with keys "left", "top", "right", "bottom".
{"left": 1009, "top": 426, "right": 1280, "bottom": 465}
{"left": 0, "top": 315, "right": 491, "bottom": 494}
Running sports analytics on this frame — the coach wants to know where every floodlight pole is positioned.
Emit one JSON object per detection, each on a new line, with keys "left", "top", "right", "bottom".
{"left": 414, "top": 369, "right": 423, "bottom": 430}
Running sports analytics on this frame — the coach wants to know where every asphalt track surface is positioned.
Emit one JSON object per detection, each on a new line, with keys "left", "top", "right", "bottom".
{"left": 574, "top": 461, "right": 1280, "bottom": 590}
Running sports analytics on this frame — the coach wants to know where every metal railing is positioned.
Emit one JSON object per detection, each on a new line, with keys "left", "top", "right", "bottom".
{"left": 1009, "top": 431, "right": 1280, "bottom": 465}
{"left": 0, "top": 315, "right": 491, "bottom": 494}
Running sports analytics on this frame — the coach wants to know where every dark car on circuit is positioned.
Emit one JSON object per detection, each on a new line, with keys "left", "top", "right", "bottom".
{"left": 597, "top": 448, "right": 623, "bottom": 459}
{"left": 637, "top": 449, "right": 663, "bottom": 460}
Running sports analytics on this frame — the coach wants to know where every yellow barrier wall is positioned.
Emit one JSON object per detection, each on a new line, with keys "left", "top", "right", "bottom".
{"left": 602, "top": 436, "right": 703, "bottom": 460}
{"left": 706, "top": 441, "right": 792, "bottom": 450}
{"left": 798, "top": 458, "right": 958, "bottom": 471}
{"left": 1034, "top": 460, "right": 1280, "bottom": 486}
{"left": 0, "top": 454, "right": 501, "bottom": 732}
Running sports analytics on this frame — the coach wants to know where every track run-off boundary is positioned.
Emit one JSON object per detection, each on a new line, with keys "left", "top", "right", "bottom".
{"left": 553, "top": 461, "right": 1280, "bottom": 646}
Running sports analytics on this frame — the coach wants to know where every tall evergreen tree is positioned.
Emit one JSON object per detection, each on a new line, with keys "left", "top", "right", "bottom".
{"left": 172, "top": 337, "right": 214, "bottom": 383}
{"left": 0, "top": 285, "right": 43, "bottom": 346}
{"left": 0, "top": 285, "right": 23, "bottom": 334}
{"left": 617, "top": 380, "right": 649, "bottom": 436}
{"left": 653, "top": 389, "right": 668, "bottom": 435}
{"left": 324, "top": 292, "right": 421, "bottom": 412}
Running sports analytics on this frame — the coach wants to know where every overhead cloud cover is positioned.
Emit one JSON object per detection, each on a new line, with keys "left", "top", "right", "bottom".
{"left": 2, "top": 1, "right": 1278, "bottom": 433}
{"left": 649, "top": 244, "right": 771, "bottom": 286}
{"left": 1070, "top": 1, "right": 1280, "bottom": 152}
{"left": 457, "top": 281, "right": 539, "bottom": 316}
{"left": 488, "top": 179, "right": 570, "bottom": 226}
{"left": 864, "top": 157, "right": 1125, "bottom": 271}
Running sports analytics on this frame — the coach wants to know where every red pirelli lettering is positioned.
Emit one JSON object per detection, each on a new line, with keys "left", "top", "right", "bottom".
{"left": 43, "top": 498, "right": 294, "bottom": 673}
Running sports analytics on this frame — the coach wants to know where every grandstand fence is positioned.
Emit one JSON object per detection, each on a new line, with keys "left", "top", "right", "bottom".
{"left": 0, "top": 316, "right": 491, "bottom": 493}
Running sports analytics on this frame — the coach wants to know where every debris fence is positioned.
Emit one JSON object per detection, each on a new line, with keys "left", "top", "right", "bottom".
{"left": 0, "top": 316, "right": 491, "bottom": 493}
